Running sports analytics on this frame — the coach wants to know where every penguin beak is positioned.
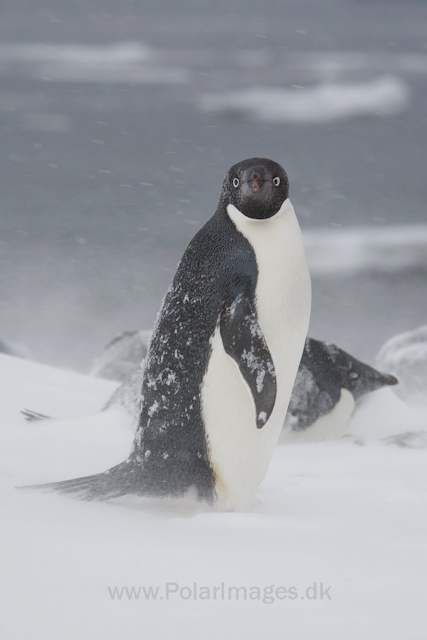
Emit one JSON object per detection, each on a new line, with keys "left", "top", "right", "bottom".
{"left": 243, "top": 169, "right": 268, "bottom": 196}
{"left": 248, "top": 176, "right": 264, "bottom": 193}
{"left": 380, "top": 373, "right": 399, "bottom": 386}
{"left": 350, "top": 365, "right": 399, "bottom": 400}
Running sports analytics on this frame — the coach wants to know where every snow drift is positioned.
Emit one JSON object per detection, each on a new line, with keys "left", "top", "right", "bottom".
{"left": 1, "top": 353, "right": 426, "bottom": 639}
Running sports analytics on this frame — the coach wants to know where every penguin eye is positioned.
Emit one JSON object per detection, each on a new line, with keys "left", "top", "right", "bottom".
{"left": 349, "top": 372, "right": 359, "bottom": 379}
{"left": 232, "top": 178, "right": 240, "bottom": 188}
{"left": 273, "top": 177, "right": 280, "bottom": 186}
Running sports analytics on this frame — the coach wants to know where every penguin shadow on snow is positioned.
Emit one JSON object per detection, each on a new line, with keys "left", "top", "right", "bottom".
{"left": 105, "top": 489, "right": 215, "bottom": 518}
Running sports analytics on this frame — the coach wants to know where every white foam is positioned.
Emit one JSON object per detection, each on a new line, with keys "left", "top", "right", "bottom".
{"left": 303, "top": 224, "right": 427, "bottom": 275}
{"left": 0, "top": 41, "right": 190, "bottom": 85}
{"left": 198, "top": 76, "right": 410, "bottom": 123}
{"left": 287, "top": 52, "right": 427, "bottom": 79}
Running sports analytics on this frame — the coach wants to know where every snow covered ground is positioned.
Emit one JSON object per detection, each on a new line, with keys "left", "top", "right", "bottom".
{"left": 1, "top": 352, "right": 426, "bottom": 639}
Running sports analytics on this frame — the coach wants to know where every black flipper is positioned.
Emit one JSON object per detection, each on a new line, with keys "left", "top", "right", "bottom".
{"left": 220, "top": 293, "right": 277, "bottom": 428}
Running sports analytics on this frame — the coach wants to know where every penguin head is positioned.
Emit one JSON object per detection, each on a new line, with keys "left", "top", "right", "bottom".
{"left": 221, "top": 157, "right": 289, "bottom": 220}
{"left": 322, "top": 341, "right": 399, "bottom": 400}
{"left": 302, "top": 338, "right": 398, "bottom": 403}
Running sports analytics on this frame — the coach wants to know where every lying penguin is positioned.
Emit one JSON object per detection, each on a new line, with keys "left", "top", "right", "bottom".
{"left": 21, "top": 157, "right": 312, "bottom": 510}
{"left": 282, "top": 337, "right": 398, "bottom": 441}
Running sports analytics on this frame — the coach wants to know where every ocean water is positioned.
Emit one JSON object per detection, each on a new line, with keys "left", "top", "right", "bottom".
{"left": 0, "top": 0, "right": 426, "bottom": 370}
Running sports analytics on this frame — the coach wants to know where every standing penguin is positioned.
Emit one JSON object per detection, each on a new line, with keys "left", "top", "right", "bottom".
{"left": 25, "top": 158, "right": 311, "bottom": 510}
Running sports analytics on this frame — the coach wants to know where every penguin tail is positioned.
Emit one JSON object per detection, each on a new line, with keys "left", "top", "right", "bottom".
{"left": 17, "top": 461, "right": 134, "bottom": 501}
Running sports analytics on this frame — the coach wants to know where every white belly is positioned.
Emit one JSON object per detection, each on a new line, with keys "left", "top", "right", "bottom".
{"left": 201, "top": 199, "right": 311, "bottom": 510}
{"left": 281, "top": 389, "right": 356, "bottom": 443}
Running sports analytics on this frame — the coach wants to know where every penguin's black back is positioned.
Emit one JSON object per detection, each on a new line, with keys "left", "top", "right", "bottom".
{"left": 129, "top": 207, "right": 259, "bottom": 501}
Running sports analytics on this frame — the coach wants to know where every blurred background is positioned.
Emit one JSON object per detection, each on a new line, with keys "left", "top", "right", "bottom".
{"left": 0, "top": 0, "right": 426, "bottom": 372}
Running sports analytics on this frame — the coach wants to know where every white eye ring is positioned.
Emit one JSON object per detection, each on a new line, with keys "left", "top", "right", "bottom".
{"left": 273, "top": 177, "right": 280, "bottom": 186}
{"left": 232, "top": 178, "right": 239, "bottom": 188}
